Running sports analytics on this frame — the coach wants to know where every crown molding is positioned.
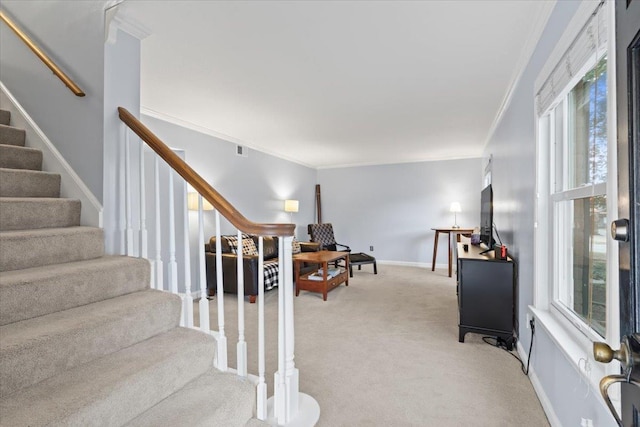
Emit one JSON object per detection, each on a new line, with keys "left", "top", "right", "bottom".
{"left": 105, "top": 1, "right": 151, "bottom": 44}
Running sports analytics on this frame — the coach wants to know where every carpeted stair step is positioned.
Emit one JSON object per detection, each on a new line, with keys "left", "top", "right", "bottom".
{"left": 0, "top": 289, "right": 181, "bottom": 397}
{"left": 0, "top": 197, "right": 80, "bottom": 231}
{"left": 0, "top": 327, "right": 217, "bottom": 427}
{"left": 0, "top": 110, "right": 9, "bottom": 126}
{"left": 126, "top": 370, "right": 256, "bottom": 427}
{"left": 0, "top": 144, "right": 42, "bottom": 170}
{"left": 0, "top": 256, "right": 150, "bottom": 326}
{"left": 0, "top": 124, "right": 25, "bottom": 146}
{"left": 0, "top": 167, "right": 60, "bottom": 197}
{"left": 0, "top": 226, "right": 104, "bottom": 272}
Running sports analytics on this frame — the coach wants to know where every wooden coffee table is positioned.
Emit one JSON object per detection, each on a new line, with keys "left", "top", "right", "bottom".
{"left": 293, "top": 251, "right": 349, "bottom": 301}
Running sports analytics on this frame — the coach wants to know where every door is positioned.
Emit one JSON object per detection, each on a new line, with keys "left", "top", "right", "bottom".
{"left": 595, "top": 1, "right": 640, "bottom": 426}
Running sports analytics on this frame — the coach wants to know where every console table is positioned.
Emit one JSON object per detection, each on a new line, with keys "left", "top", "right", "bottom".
{"left": 431, "top": 227, "right": 474, "bottom": 277}
{"left": 293, "top": 251, "right": 349, "bottom": 301}
{"left": 456, "top": 243, "right": 515, "bottom": 349}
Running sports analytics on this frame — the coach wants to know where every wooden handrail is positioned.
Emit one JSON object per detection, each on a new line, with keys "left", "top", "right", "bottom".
{"left": 0, "top": 10, "right": 85, "bottom": 97}
{"left": 118, "top": 107, "right": 295, "bottom": 237}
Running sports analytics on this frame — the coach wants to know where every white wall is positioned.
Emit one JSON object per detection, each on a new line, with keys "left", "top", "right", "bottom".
{"left": 317, "top": 158, "right": 482, "bottom": 266}
{"left": 0, "top": 1, "right": 109, "bottom": 202}
{"left": 484, "top": 0, "right": 612, "bottom": 424}
{"left": 103, "top": 29, "right": 142, "bottom": 253}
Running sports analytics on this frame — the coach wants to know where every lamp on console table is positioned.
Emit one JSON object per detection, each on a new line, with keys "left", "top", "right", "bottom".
{"left": 450, "top": 202, "right": 461, "bottom": 229}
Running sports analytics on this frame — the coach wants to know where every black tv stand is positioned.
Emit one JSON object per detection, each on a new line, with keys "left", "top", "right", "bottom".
{"left": 456, "top": 243, "right": 515, "bottom": 350}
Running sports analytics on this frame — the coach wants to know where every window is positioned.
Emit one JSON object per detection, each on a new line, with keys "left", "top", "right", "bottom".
{"left": 536, "top": 1, "right": 615, "bottom": 343}
{"left": 550, "top": 56, "right": 608, "bottom": 337}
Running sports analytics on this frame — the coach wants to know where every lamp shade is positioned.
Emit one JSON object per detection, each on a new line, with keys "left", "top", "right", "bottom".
{"left": 450, "top": 202, "right": 462, "bottom": 213}
{"left": 284, "top": 199, "right": 299, "bottom": 213}
{"left": 187, "top": 192, "right": 214, "bottom": 211}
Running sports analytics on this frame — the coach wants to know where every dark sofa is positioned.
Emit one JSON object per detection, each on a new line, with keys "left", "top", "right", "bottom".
{"left": 205, "top": 235, "right": 319, "bottom": 303}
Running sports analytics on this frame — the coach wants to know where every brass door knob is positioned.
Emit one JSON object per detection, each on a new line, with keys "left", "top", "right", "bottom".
{"left": 593, "top": 341, "right": 630, "bottom": 368}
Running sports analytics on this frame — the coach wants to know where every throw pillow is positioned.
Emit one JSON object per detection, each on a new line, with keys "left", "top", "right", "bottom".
{"left": 292, "top": 237, "right": 301, "bottom": 254}
{"left": 226, "top": 235, "right": 259, "bottom": 256}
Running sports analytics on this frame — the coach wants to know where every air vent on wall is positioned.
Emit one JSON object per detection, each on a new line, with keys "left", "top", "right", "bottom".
{"left": 236, "top": 145, "right": 248, "bottom": 157}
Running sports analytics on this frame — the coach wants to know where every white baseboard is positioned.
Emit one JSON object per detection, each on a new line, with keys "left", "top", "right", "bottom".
{"left": 518, "top": 341, "right": 562, "bottom": 427}
{"left": 0, "top": 82, "right": 103, "bottom": 227}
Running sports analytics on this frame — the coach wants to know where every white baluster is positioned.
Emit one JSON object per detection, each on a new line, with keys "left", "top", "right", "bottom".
{"left": 274, "top": 236, "right": 287, "bottom": 424}
{"left": 124, "top": 130, "right": 134, "bottom": 256}
{"left": 119, "top": 124, "right": 126, "bottom": 255}
{"left": 236, "top": 229, "right": 247, "bottom": 377}
{"left": 168, "top": 170, "right": 178, "bottom": 294}
{"left": 182, "top": 180, "right": 193, "bottom": 328}
{"left": 256, "top": 235, "right": 267, "bottom": 420}
{"left": 139, "top": 139, "right": 148, "bottom": 259}
{"left": 198, "top": 195, "right": 210, "bottom": 332}
{"left": 215, "top": 211, "right": 227, "bottom": 371}
{"left": 153, "top": 157, "right": 163, "bottom": 290}
{"left": 282, "top": 235, "right": 299, "bottom": 417}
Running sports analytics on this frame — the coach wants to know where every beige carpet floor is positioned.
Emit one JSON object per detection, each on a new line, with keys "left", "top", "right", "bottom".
{"left": 196, "top": 265, "right": 549, "bottom": 427}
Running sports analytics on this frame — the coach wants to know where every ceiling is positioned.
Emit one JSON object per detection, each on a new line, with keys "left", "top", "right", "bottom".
{"left": 120, "top": 0, "right": 554, "bottom": 169}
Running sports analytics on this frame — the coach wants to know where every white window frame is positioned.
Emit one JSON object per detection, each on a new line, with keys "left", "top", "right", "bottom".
{"left": 532, "top": 0, "right": 620, "bottom": 400}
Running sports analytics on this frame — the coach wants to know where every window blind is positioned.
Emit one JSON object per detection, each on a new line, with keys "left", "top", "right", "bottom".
{"left": 536, "top": 2, "right": 607, "bottom": 116}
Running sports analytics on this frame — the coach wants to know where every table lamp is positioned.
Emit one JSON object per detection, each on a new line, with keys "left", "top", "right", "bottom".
{"left": 284, "top": 199, "right": 299, "bottom": 222}
{"left": 450, "top": 202, "right": 461, "bottom": 229}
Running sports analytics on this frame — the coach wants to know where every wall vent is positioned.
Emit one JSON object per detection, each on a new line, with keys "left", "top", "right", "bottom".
{"left": 236, "top": 145, "right": 248, "bottom": 157}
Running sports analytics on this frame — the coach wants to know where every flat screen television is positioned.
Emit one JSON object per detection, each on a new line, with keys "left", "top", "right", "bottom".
{"left": 480, "top": 184, "right": 494, "bottom": 249}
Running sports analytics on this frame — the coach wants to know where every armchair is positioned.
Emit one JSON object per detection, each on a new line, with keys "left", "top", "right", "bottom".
{"left": 308, "top": 223, "right": 378, "bottom": 277}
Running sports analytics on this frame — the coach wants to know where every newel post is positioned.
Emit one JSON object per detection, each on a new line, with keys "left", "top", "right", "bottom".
{"left": 269, "top": 236, "right": 319, "bottom": 426}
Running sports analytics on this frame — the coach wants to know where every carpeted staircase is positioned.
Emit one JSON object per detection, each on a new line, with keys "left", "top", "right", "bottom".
{"left": 0, "top": 109, "right": 261, "bottom": 426}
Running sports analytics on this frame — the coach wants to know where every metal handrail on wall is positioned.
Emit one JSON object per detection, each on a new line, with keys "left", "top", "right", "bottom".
{"left": 0, "top": 10, "right": 85, "bottom": 97}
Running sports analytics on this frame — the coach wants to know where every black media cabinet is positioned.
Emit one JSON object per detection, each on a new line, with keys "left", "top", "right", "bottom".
{"left": 456, "top": 243, "right": 515, "bottom": 350}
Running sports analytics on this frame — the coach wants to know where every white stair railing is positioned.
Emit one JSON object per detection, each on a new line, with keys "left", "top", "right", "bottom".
{"left": 116, "top": 107, "right": 318, "bottom": 425}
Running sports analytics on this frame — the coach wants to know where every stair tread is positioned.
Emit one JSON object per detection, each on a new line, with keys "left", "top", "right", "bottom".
{"left": 126, "top": 370, "right": 256, "bottom": 427}
{"left": 0, "top": 144, "right": 43, "bottom": 171}
{"left": 0, "top": 124, "right": 25, "bottom": 147}
{"left": 0, "top": 327, "right": 217, "bottom": 427}
{"left": 0, "top": 255, "right": 151, "bottom": 326}
{"left": 0, "top": 167, "right": 60, "bottom": 198}
{"left": 0, "top": 167, "right": 57, "bottom": 176}
{"left": 0, "top": 226, "right": 104, "bottom": 271}
{"left": 0, "top": 110, "right": 9, "bottom": 126}
{"left": 1, "top": 289, "right": 181, "bottom": 397}
{"left": 0, "top": 197, "right": 81, "bottom": 231}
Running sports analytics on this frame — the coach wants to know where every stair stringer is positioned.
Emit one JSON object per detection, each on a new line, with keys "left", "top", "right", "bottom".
{"left": 0, "top": 81, "right": 102, "bottom": 227}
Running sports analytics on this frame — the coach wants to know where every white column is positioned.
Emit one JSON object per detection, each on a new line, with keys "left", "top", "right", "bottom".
{"left": 124, "top": 129, "right": 134, "bottom": 256}
{"left": 236, "top": 229, "right": 247, "bottom": 377}
{"left": 215, "top": 211, "right": 228, "bottom": 371}
{"left": 274, "top": 237, "right": 287, "bottom": 423}
{"left": 256, "top": 236, "right": 267, "bottom": 420}
{"left": 181, "top": 180, "right": 193, "bottom": 328}
{"left": 198, "top": 195, "right": 210, "bottom": 332}
{"left": 118, "top": 124, "right": 126, "bottom": 255}
{"left": 282, "top": 235, "right": 299, "bottom": 417}
{"left": 139, "top": 139, "right": 148, "bottom": 259}
{"left": 153, "top": 157, "right": 163, "bottom": 290}
{"left": 268, "top": 236, "right": 320, "bottom": 426}
{"left": 167, "top": 170, "right": 178, "bottom": 294}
